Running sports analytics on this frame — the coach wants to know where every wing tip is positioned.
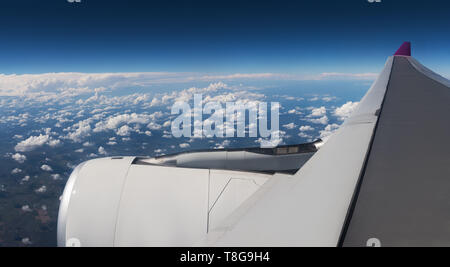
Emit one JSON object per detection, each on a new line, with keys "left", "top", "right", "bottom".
{"left": 394, "top": 42, "right": 411, "bottom": 56}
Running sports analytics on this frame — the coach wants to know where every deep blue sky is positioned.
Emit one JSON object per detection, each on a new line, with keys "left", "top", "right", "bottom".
{"left": 1, "top": 0, "right": 450, "bottom": 75}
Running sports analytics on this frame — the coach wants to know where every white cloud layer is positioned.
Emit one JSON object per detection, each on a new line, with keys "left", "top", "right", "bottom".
{"left": 0, "top": 71, "right": 376, "bottom": 98}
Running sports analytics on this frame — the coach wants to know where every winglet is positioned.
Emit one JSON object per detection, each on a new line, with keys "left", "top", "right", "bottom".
{"left": 394, "top": 42, "right": 411, "bottom": 56}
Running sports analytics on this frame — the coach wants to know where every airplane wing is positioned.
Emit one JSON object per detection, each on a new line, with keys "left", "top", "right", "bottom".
{"left": 203, "top": 42, "right": 450, "bottom": 247}
{"left": 57, "top": 42, "right": 450, "bottom": 247}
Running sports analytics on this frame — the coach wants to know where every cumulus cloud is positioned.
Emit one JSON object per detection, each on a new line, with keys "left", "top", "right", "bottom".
{"left": 21, "top": 175, "right": 30, "bottom": 184}
{"left": 298, "top": 132, "right": 313, "bottom": 138}
{"left": 11, "top": 168, "right": 22, "bottom": 174}
{"left": 116, "top": 125, "right": 132, "bottom": 136}
{"left": 308, "top": 115, "right": 329, "bottom": 125}
{"left": 309, "top": 106, "right": 327, "bottom": 117}
{"left": 93, "top": 113, "right": 160, "bottom": 134}
{"left": 15, "top": 135, "right": 49, "bottom": 152}
{"left": 334, "top": 101, "right": 359, "bottom": 121}
{"left": 98, "top": 146, "right": 107, "bottom": 155}
{"left": 319, "top": 123, "right": 341, "bottom": 140}
{"left": 147, "top": 122, "right": 162, "bottom": 130}
{"left": 21, "top": 205, "right": 32, "bottom": 212}
{"left": 21, "top": 238, "right": 32, "bottom": 245}
{"left": 11, "top": 153, "right": 26, "bottom": 163}
{"left": 179, "top": 143, "right": 190, "bottom": 148}
{"left": 322, "top": 96, "right": 337, "bottom": 102}
{"left": 287, "top": 108, "right": 302, "bottom": 115}
{"left": 15, "top": 134, "right": 61, "bottom": 152}
{"left": 214, "top": 139, "right": 231, "bottom": 149}
{"left": 299, "top": 125, "right": 315, "bottom": 132}
{"left": 65, "top": 119, "right": 92, "bottom": 142}
{"left": 40, "top": 164, "right": 53, "bottom": 172}
{"left": 256, "top": 137, "right": 283, "bottom": 148}
{"left": 35, "top": 185, "right": 47, "bottom": 193}
{"left": 51, "top": 174, "right": 61, "bottom": 180}
{"left": 282, "top": 122, "right": 297, "bottom": 129}
{"left": 83, "top": 142, "right": 94, "bottom": 147}
{"left": 48, "top": 139, "right": 61, "bottom": 147}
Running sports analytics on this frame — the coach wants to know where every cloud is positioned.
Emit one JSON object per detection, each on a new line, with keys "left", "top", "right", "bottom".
{"left": 14, "top": 134, "right": 61, "bottom": 152}
{"left": 35, "top": 185, "right": 47, "bottom": 193}
{"left": 51, "top": 174, "right": 61, "bottom": 180}
{"left": 282, "top": 122, "right": 297, "bottom": 129}
{"left": 94, "top": 113, "right": 160, "bottom": 133}
{"left": 0, "top": 71, "right": 378, "bottom": 99}
{"left": 21, "top": 238, "right": 32, "bottom": 245}
{"left": 116, "top": 125, "right": 131, "bottom": 136}
{"left": 15, "top": 135, "right": 49, "bottom": 152}
{"left": 83, "top": 142, "right": 94, "bottom": 147}
{"left": 299, "top": 125, "right": 315, "bottom": 132}
{"left": 11, "top": 168, "right": 22, "bottom": 174}
{"left": 179, "top": 143, "right": 190, "bottom": 148}
{"left": 214, "top": 139, "right": 231, "bottom": 149}
{"left": 319, "top": 123, "right": 340, "bottom": 140}
{"left": 0, "top": 72, "right": 278, "bottom": 98}
{"left": 21, "top": 175, "right": 30, "bottom": 183}
{"left": 308, "top": 115, "right": 329, "bottom": 125}
{"left": 147, "top": 122, "right": 162, "bottom": 130}
{"left": 98, "top": 146, "right": 107, "bottom": 155}
{"left": 309, "top": 106, "right": 327, "bottom": 117}
{"left": 256, "top": 137, "right": 283, "bottom": 148}
{"left": 21, "top": 205, "right": 32, "bottom": 212}
{"left": 298, "top": 132, "right": 313, "bottom": 138}
{"left": 322, "top": 96, "right": 337, "bottom": 102}
{"left": 40, "top": 164, "right": 53, "bottom": 172}
{"left": 334, "top": 101, "right": 359, "bottom": 121}
{"left": 65, "top": 119, "right": 92, "bottom": 142}
{"left": 287, "top": 108, "right": 302, "bottom": 115}
{"left": 11, "top": 153, "right": 26, "bottom": 163}
{"left": 48, "top": 139, "right": 62, "bottom": 147}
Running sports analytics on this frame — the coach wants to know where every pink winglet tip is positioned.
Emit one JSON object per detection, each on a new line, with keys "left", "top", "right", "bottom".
{"left": 394, "top": 42, "right": 411, "bottom": 56}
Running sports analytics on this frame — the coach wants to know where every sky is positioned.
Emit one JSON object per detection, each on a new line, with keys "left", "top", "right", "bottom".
{"left": 1, "top": 0, "right": 450, "bottom": 76}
